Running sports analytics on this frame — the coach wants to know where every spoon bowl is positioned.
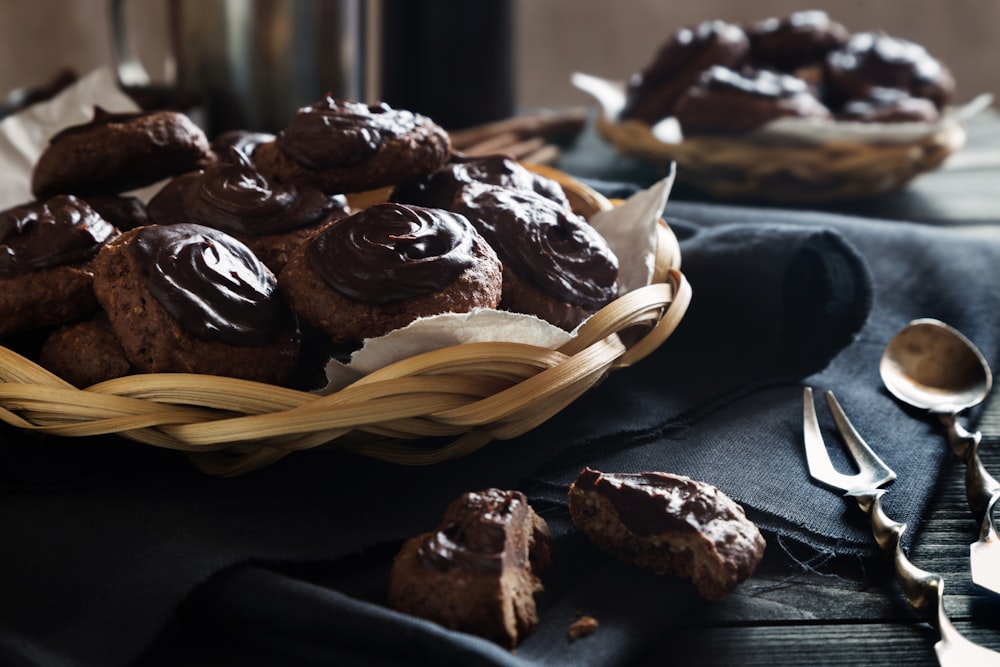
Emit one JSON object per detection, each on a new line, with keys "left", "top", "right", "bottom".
{"left": 880, "top": 318, "right": 992, "bottom": 414}
{"left": 880, "top": 317, "right": 1000, "bottom": 596}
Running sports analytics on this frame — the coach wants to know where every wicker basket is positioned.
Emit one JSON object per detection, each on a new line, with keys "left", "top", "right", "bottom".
{"left": 598, "top": 116, "right": 964, "bottom": 204}
{"left": 0, "top": 169, "right": 691, "bottom": 476}
{"left": 572, "top": 72, "right": 970, "bottom": 204}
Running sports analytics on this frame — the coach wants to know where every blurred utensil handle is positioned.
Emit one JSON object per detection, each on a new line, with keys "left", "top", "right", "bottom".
{"left": 108, "top": 0, "right": 369, "bottom": 133}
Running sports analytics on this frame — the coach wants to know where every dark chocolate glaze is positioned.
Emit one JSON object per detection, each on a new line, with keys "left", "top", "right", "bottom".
{"left": 127, "top": 223, "right": 291, "bottom": 345}
{"left": 0, "top": 195, "right": 116, "bottom": 277}
{"left": 621, "top": 20, "right": 750, "bottom": 123}
{"left": 825, "top": 32, "right": 955, "bottom": 109}
{"left": 675, "top": 66, "right": 831, "bottom": 135}
{"left": 452, "top": 184, "right": 618, "bottom": 310}
{"left": 305, "top": 202, "right": 478, "bottom": 305}
{"left": 277, "top": 98, "right": 421, "bottom": 169}
{"left": 211, "top": 130, "right": 276, "bottom": 162}
{"left": 147, "top": 151, "right": 347, "bottom": 235}
{"left": 391, "top": 153, "right": 570, "bottom": 210}
{"left": 837, "top": 86, "right": 939, "bottom": 123}
{"left": 697, "top": 65, "right": 814, "bottom": 99}
{"left": 417, "top": 488, "right": 528, "bottom": 574}
{"left": 749, "top": 10, "right": 849, "bottom": 71}
{"left": 47, "top": 106, "right": 150, "bottom": 143}
{"left": 574, "top": 468, "right": 727, "bottom": 536}
{"left": 83, "top": 194, "right": 149, "bottom": 232}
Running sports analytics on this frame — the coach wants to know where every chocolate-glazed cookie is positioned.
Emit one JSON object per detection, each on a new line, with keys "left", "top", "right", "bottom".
{"left": 255, "top": 98, "right": 452, "bottom": 194}
{"left": 92, "top": 223, "right": 300, "bottom": 384}
{"left": 621, "top": 20, "right": 751, "bottom": 125}
{"left": 674, "top": 66, "right": 832, "bottom": 135}
{"left": 147, "top": 152, "right": 350, "bottom": 273}
{"left": 823, "top": 32, "right": 956, "bottom": 109}
{"left": 451, "top": 183, "right": 619, "bottom": 331}
{"left": 568, "top": 468, "right": 766, "bottom": 601}
{"left": 82, "top": 194, "right": 149, "bottom": 232}
{"left": 388, "top": 489, "right": 552, "bottom": 648}
{"left": 0, "top": 195, "right": 118, "bottom": 338}
{"left": 836, "top": 86, "right": 940, "bottom": 123}
{"left": 390, "top": 153, "right": 570, "bottom": 211}
{"left": 278, "top": 202, "right": 502, "bottom": 343}
{"left": 31, "top": 107, "right": 214, "bottom": 199}
{"left": 748, "top": 10, "right": 849, "bottom": 73}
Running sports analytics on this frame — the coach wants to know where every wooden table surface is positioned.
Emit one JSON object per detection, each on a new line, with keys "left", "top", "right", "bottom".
{"left": 632, "top": 425, "right": 1000, "bottom": 665}
{"left": 586, "top": 110, "right": 1000, "bottom": 665}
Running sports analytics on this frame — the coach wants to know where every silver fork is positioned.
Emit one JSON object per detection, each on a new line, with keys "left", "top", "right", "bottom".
{"left": 803, "top": 387, "right": 1000, "bottom": 666}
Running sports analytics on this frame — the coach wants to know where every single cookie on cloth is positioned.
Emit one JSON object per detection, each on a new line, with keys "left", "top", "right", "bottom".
{"left": 568, "top": 467, "right": 766, "bottom": 601}
{"left": 278, "top": 202, "right": 502, "bottom": 343}
{"left": 255, "top": 97, "right": 452, "bottom": 194}
{"left": 388, "top": 488, "right": 552, "bottom": 649}
{"left": 451, "top": 183, "right": 619, "bottom": 331}
{"left": 0, "top": 195, "right": 118, "bottom": 338}
{"left": 91, "top": 223, "right": 300, "bottom": 384}
{"left": 146, "top": 151, "right": 350, "bottom": 273}
{"left": 390, "top": 153, "right": 571, "bottom": 211}
{"left": 31, "top": 107, "right": 214, "bottom": 199}
{"left": 673, "top": 66, "right": 832, "bottom": 136}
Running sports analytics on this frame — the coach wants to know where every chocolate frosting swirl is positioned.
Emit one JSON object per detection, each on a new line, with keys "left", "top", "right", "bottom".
{"left": 417, "top": 489, "right": 528, "bottom": 574}
{"left": 0, "top": 195, "right": 116, "bottom": 277}
{"left": 147, "top": 152, "right": 347, "bottom": 235}
{"left": 306, "top": 203, "right": 478, "bottom": 305}
{"left": 277, "top": 98, "right": 421, "bottom": 169}
{"left": 453, "top": 184, "right": 618, "bottom": 309}
{"left": 392, "top": 154, "right": 570, "bottom": 210}
{"left": 127, "top": 224, "right": 292, "bottom": 345}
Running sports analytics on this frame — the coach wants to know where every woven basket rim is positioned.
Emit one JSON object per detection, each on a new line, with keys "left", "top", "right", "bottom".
{"left": 0, "top": 169, "right": 691, "bottom": 476}
{"left": 596, "top": 114, "right": 966, "bottom": 204}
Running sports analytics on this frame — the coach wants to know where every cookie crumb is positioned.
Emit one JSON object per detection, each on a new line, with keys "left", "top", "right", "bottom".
{"left": 568, "top": 614, "right": 599, "bottom": 641}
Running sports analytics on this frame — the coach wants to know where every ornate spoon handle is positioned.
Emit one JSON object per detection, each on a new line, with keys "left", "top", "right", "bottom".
{"left": 852, "top": 489, "right": 1000, "bottom": 665}
{"left": 942, "top": 413, "right": 1000, "bottom": 525}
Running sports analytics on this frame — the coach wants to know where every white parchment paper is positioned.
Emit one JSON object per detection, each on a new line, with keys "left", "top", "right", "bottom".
{"left": 0, "top": 68, "right": 140, "bottom": 209}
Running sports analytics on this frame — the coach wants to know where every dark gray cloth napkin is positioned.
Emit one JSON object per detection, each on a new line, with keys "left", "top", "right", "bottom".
{"left": 2, "top": 195, "right": 1000, "bottom": 667}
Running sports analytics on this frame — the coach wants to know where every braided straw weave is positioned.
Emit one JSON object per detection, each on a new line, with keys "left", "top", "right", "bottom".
{"left": 598, "top": 116, "right": 965, "bottom": 204}
{"left": 0, "top": 169, "right": 690, "bottom": 476}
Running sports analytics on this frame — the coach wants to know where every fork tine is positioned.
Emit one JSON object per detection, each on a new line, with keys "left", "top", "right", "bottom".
{"left": 802, "top": 387, "right": 896, "bottom": 494}
{"left": 803, "top": 387, "right": 861, "bottom": 493}
{"left": 823, "top": 390, "right": 897, "bottom": 489}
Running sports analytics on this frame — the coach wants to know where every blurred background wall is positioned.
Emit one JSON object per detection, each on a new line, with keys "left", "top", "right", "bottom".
{"left": 1, "top": 0, "right": 995, "bottom": 118}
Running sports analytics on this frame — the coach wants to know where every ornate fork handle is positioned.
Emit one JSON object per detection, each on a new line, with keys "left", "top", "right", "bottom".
{"left": 851, "top": 489, "right": 975, "bottom": 652}
{"left": 942, "top": 413, "right": 1000, "bottom": 525}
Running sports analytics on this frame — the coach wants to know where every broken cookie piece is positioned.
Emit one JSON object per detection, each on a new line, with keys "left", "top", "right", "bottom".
{"left": 388, "top": 488, "right": 551, "bottom": 648}
{"left": 568, "top": 467, "right": 765, "bottom": 601}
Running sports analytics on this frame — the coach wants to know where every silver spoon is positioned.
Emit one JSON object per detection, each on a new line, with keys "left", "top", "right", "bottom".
{"left": 879, "top": 318, "right": 1000, "bottom": 594}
